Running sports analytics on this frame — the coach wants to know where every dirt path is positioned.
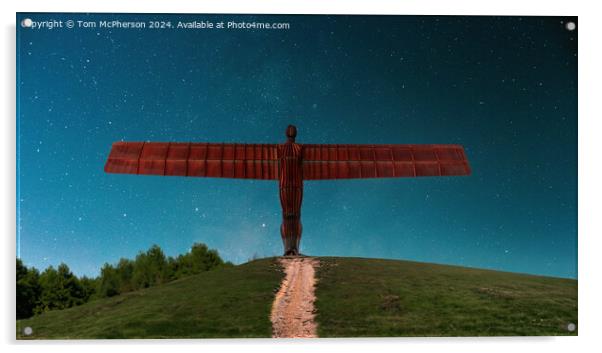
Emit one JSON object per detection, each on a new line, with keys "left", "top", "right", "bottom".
{"left": 270, "top": 257, "right": 320, "bottom": 338}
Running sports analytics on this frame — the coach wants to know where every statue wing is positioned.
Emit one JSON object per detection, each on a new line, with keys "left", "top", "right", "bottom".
{"left": 104, "top": 141, "right": 279, "bottom": 180}
{"left": 301, "top": 144, "right": 471, "bottom": 180}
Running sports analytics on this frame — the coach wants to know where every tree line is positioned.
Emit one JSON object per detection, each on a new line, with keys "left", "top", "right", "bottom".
{"left": 17, "top": 243, "right": 232, "bottom": 320}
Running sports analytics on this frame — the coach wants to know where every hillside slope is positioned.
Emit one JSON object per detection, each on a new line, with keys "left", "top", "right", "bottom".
{"left": 17, "top": 258, "right": 284, "bottom": 339}
{"left": 315, "top": 257, "right": 577, "bottom": 336}
{"left": 17, "top": 257, "right": 577, "bottom": 338}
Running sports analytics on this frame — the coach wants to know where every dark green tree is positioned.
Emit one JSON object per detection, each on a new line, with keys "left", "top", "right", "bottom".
{"left": 79, "top": 276, "right": 98, "bottom": 301}
{"left": 16, "top": 259, "right": 41, "bottom": 319}
{"left": 132, "top": 245, "right": 169, "bottom": 289}
{"left": 167, "top": 256, "right": 180, "bottom": 281}
{"left": 58, "top": 263, "right": 86, "bottom": 306}
{"left": 36, "top": 266, "right": 59, "bottom": 313}
{"left": 189, "top": 243, "right": 223, "bottom": 272}
{"left": 98, "top": 263, "right": 120, "bottom": 298}
{"left": 116, "top": 258, "right": 135, "bottom": 293}
{"left": 173, "top": 243, "right": 225, "bottom": 278}
{"left": 36, "top": 263, "right": 85, "bottom": 313}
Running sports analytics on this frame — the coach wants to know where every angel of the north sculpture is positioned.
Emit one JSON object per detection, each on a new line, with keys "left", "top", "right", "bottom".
{"left": 104, "top": 125, "right": 471, "bottom": 256}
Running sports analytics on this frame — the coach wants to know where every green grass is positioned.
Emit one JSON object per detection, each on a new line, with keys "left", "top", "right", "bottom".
{"left": 17, "top": 258, "right": 284, "bottom": 339}
{"left": 314, "top": 257, "right": 577, "bottom": 337}
{"left": 17, "top": 256, "right": 577, "bottom": 339}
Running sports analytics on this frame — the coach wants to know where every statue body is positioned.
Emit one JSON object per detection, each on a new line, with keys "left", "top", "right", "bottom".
{"left": 278, "top": 125, "right": 303, "bottom": 255}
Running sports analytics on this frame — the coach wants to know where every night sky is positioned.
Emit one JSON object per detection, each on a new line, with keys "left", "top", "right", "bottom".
{"left": 16, "top": 14, "right": 577, "bottom": 278}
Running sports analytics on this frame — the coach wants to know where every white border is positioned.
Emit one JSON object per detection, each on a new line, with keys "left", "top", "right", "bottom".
{"left": 2, "top": 1, "right": 600, "bottom": 353}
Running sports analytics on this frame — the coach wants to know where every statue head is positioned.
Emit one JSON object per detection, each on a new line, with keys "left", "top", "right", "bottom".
{"left": 286, "top": 125, "right": 297, "bottom": 142}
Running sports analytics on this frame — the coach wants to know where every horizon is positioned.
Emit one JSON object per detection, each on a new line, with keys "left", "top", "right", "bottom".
{"left": 16, "top": 249, "right": 579, "bottom": 280}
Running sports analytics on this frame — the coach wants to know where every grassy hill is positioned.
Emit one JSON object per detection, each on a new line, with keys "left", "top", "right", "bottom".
{"left": 17, "top": 258, "right": 284, "bottom": 339}
{"left": 17, "top": 257, "right": 577, "bottom": 339}
{"left": 314, "top": 257, "right": 577, "bottom": 336}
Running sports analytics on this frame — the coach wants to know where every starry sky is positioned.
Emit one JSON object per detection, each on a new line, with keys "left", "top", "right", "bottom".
{"left": 16, "top": 14, "right": 577, "bottom": 278}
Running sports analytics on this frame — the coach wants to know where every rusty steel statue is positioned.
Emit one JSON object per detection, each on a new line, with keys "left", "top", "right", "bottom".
{"left": 104, "top": 125, "right": 471, "bottom": 256}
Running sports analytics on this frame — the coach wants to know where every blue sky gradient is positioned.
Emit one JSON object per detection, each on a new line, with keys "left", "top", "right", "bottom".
{"left": 17, "top": 14, "right": 577, "bottom": 278}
